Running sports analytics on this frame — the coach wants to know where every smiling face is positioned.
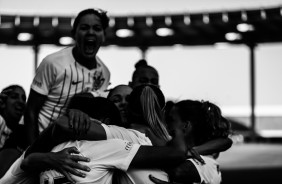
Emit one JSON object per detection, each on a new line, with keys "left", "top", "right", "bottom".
{"left": 73, "top": 13, "right": 105, "bottom": 62}
{"left": 2, "top": 87, "right": 26, "bottom": 127}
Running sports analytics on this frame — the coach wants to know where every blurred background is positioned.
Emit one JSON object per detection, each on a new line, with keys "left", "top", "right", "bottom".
{"left": 1, "top": 0, "right": 282, "bottom": 183}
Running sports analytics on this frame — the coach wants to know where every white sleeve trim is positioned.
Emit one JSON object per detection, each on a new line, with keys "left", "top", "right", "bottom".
{"left": 119, "top": 143, "right": 140, "bottom": 171}
{"left": 100, "top": 123, "right": 111, "bottom": 139}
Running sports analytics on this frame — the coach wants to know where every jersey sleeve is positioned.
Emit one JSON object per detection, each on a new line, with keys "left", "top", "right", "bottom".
{"left": 188, "top": 155, "right": 222, "bottom": 184}
{"left": 101, "top": 123, "right": 124, "bottom": 139}
{"left": 101, "top": 124, "right": 135, "bottom": 141}
{"left": 94, "top": 139, "right": 140, "bottom": 171}
{"left": 31, "top": 57, "right": 57, "bottom": 96}
{"left": 40, "top": 139, "right": 140, "bottom": 184}
{"left": 96, "top": 56, "right": 110, "bottom": 91}
{"left": 101, "top": 124, "right": 152, "bottom": 145}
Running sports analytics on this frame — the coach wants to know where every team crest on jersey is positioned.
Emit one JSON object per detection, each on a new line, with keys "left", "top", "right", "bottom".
{"left": 92, "top": 70, "right": 105, "bottom": 90}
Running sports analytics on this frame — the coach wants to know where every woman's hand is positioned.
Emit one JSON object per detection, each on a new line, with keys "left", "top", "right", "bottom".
{"left": 47, "top": 147, "right": 91, "bottom": 182}
{"left": 68, "top": 109, "right": 91, "bottom": 138}
{"left": 22, "top": 147, "right": 91, "bottom": 184}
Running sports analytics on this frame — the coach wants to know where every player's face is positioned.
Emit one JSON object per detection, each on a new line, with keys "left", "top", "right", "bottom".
{"left": 166, "top": 106, "right": 184, "bottom": 133}
{"left": 167, "top": 105, "right": 192, "bottom": 138}
{"left": 108, "top": 86, "right": 133, "bottom": 126}
{"left": 131, "top": 68, "right": 159, "bottom": 88}
{"left": 3, "top": 87, "right": 26, "bottom": 122}
{"left": 74, "top": 13, "right": 105, "bottom": 60}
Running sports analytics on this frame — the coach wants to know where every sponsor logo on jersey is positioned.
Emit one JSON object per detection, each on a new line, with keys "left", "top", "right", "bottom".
{"left": 71, "top": 80, "right": 82, "bottom": 85}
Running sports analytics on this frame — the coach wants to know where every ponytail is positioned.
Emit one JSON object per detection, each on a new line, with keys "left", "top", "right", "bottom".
{"left": 201, "top": 100, "right": 231, "bottom": 139}
{"left": 140, "top": 86, "right": 171, "bottom": 141}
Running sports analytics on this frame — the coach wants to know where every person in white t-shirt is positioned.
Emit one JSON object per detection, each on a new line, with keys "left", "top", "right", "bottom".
{"left": 24, "top": 8, "right": 111, "bottom": 146}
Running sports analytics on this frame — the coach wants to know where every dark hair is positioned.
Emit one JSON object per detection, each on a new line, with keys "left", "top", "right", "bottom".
{"left": 107, "top": 84, "right": 132, "bottom": 100}
{"left": 68, "top": 93, "right": 122, "bottom": 125}
{"left": 174, "top": 100, "right": 231, "bottom": 146}
{"left": 71, "top": 8, "right": 110, "bottom": 36}
{"left": 1, "top": 85, "right": 25, "bottom": 95}
{"left": 132, "top": 59, "right": 159, "bottom": 80}
{"left": 0, "top": 85, "right": 25, "bottom": 107}
{"left": 127, "top": 84, "right": 171, "bottom": 141}
{"left": 164, "top": 100, "right": 175, "bottom": 122}
{"left": 134, "top": 59, "right": 148, "bottom": 68}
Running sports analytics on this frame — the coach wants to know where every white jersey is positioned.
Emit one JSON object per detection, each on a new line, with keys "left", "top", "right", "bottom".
{"left": 103, "top": 124, "right": 170, "bottom": 184}
{"left": 188, "top": 155, "right": 222, "bottom": 184}
{"left": 41, "top": 124, "right": 169, "bottom": 184}
{"left": 0, "top": 152, "right": 38, "bottom": 184}
{"left": 31, "top": 46, "right": 110, "bottom": 132}
{"left": 40, "top": 139, "right": 140, "bottom": 184}
{"left": 103, "top": 124, "right": 152, "bottom": 145}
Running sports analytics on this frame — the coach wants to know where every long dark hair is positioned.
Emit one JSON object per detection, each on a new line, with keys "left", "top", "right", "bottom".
{"left": 174, "top": 100, "right": 231, "bottom": 146}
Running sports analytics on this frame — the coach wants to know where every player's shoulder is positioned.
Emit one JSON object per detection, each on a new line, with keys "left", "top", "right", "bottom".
{"left": 96, "top": 56, "right": 109, "bottom": 71}
{"left": 43, "top": 47, "right": 73, "bottom": 65}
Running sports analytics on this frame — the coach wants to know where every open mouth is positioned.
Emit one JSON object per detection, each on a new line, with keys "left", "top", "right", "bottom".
{"left": 15, "top": 105, "right": 24, "bottom": 114}
{"left": 84, "top": 39, "right": 96, "bottom": 54}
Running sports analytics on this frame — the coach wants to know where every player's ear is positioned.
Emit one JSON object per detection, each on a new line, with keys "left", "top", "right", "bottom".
{"left": 183, "top": 121, "right": 192, "bottom": 134}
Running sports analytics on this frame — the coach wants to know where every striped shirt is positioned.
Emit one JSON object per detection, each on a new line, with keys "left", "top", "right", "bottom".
{"left": 31, "top": 47, "right": 110, "bottom": 132}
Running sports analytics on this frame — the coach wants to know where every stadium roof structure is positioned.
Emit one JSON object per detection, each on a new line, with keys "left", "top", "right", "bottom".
{"left": 0, "top": 6, "right": 282, "bottom": 47}
{"left": 1, "top": 6, "right": 281, "bottom": 141}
